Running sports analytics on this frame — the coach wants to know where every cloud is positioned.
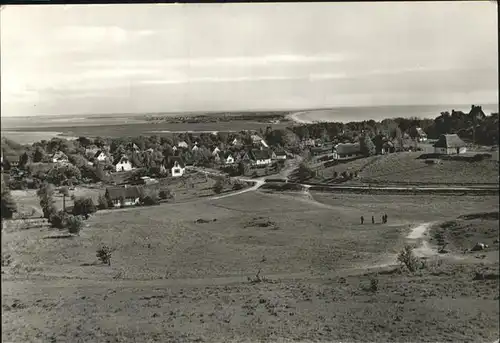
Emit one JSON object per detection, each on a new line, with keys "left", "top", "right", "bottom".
{"left": 140, "top": 75, "right": 300, "bottom": 85}
{"left": 55, "top": 25, "right": 129, "bottom": 44}
{"left": 76, "top": 53, "right": 350, "bottom": 68}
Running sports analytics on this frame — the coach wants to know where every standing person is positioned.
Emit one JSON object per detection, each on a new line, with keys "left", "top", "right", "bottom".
{"left": 384, "top": 214, "right": 388, "bottom": 223}
{"left": 372, "top": 216, "right": 375, "bottom": 224}
{"left": 381, "top": 214, "right": 385, "bottom": 224}
{"left": 360, "top": 216, "right": 364, "bottom": 225}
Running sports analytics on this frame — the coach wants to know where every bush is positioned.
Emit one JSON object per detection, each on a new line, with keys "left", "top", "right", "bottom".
{"left": 159, "top": 189, "right": 173, "bottom": 200}
{"left": 140, "top": 189, "right": 159, "bottom": 206}
{"left": 397, "top": 245, "right": 421, "bottom": 272}
{"left": 213, "top": 178, "right": 224, "bottom": 194}
{"left": 296, "top": 163, "right": 315, "bottom": 182}
{"left": 97, "top": 194, "right": 108, "bottom": 210}
{"left": 1, "top": 177, "right": 17, "bottom": 220}
{"left": 232, "top": 181, "right": 245, "bottom": 190}
{"left": 96, "top": 245, "right": 113, "bottom": 266}
{"left": 49, "top": 210, "right": 68, "bottom": 229}
{"left": 37, "top": 183, "right": 57, "bottom": 219}
{"left": 65, "top": 215, "right": 83, "bottom": 235}
{"left": 72, "top": 197, "right": 97, "bottom": 218}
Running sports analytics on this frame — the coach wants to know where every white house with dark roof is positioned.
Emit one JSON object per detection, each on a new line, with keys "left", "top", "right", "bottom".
{"left": 433, "top": 134, "right": 467, "bottom": 155}
{"left": 415, "top": 127, "right": 428, "bottom": 142}
{"left": 94, "top": 150, "right": 109, "bottom": 162}
{"left": 211, "top": 146, "right": 221, "bottom": 156}
{"left": 162, "top": 156, "right": 186, "bottom": 177}
{"left": 52, "top": 151, "right": 69, "bottom": 164}
{"left": 114, "top": 155, "right": 133, "bottom": 172}
{"left": 215, "top": 151, "right": 235, "bottom": 165}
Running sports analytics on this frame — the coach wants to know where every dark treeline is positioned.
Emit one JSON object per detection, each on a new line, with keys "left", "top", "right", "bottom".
{"left": 288, "top": 105, "right": 498, "bottom": 146}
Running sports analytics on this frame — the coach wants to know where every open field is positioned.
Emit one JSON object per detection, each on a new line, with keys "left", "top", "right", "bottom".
{"left": 308, "top": 152, "right": 499, "bottom": 186}
{"left": 2, "top": 190, "right": 499, "bottom": 342}
{"left": 9, "top": 187, "right": 104, "bottom": 219}
{"left": 8, "top": 171, "right": 247, "bottom": 220}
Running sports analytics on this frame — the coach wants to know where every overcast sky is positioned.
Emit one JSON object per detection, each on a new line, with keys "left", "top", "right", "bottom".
{"left": 1, "top": 2, "right": 497, "bottom": 117}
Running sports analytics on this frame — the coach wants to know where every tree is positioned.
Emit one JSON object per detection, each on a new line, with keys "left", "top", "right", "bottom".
{"left": 76, "top": 136, "right": 92, "bottom": 148}
{"left": 97, "top": 194, "right": 109, "bottom": 210}
{"left": 72, "top": 197, "right": 96, "bottom": 219}
{"left": 140, "top": 189, "right": 159, "bottom": 206}
{"left": 46, "top": 164, "right": 82, "bottom": 186}
{"left": 49, "top": 210, "right": 68, "bottom": 229}
{"left": 238, "top": 161, "right": 250, "bottom": 176}
{"left": 18, "top": 152, "right": 30, "bottom": 169}
{"left": 2, "top": 156, "right": 11, "bottom": 171}
{"left": 213, "top": 178, "right": 225, "bottom": 194}
{"left": 37, "top": 183, "right": 56, "bottom": 219}
{"left": 94, "top": 163, "right": 106, "bottom": 181}
{"left": 360, "top": 135, "right": 376, "bottom": 157}
{"left": 296, "top": 163, "right": 315, "bottom": 182}
{"left": 59, "top": 186, "right": 69, "bottom": 211}
{"left": 1, "top": 176, "right": 17, "bottom": 221}
{"left": 33, "top": 147, "right": 45, "bottom": 163}
{"left": 66, "top": 215, "right": 83, "bottom": 235}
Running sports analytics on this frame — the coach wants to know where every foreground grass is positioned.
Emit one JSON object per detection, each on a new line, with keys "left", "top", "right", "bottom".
{"left": 2, "top": 192, "right": 499, "bottom": 342}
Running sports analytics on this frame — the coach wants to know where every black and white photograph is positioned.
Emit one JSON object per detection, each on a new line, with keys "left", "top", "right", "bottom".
{"left": 1, "top": 2, "right": 499, "bottom": 342}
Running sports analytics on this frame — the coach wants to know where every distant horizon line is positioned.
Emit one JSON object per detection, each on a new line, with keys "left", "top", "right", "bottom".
{"left": 2, "top": 102, "right": 498, "bottom": 118}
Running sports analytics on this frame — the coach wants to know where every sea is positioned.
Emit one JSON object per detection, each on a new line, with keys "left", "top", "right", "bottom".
{"left": 288, "top": 104, "right": 499, "bottom": 124}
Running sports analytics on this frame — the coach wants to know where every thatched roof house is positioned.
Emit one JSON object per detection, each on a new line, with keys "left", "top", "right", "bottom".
{"left": 433, "top": 134, "right": 467, "bottom": 155}
{"left": 335, "top": 143, "right": 361, "bottom": 155}
{"left": 433, "top": 134, "right": 466, "bottom": 148}
{"left": 105, "top": 186, "right": 143, "bottom": 201}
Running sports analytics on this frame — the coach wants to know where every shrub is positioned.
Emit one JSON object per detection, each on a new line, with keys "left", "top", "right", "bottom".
{"left": 232, "top": 181, "right": 245, "bottom": 190}
{"left": 213, "top": 178, "right": 224, "bottom": 194}
{"left": 72, "top": 197, "right": 96, "bottom": 218}
{"left": 96, "top": 245, "right": 113, "bottom": 266}
{"left": 37, "top": 183, "right": 57, "bottom": 219}
{"left": 1, "top": 176, "right": 17, "bottom": 220}
{"left": 65, "top": 215, "right": 83, "bottom": 235}
{"left": 49, "top": 210, "right": 68, "bottom": 229}
{"left": 159, "top": 189, "right": 173, "bottom": 200}
{"left": 97, "top": 194, "right": 108, "bottom": 210}
{"left": 140, "top": 189, "right": 159, "bottom": 206}
{"left": 397, "top": 245, "right": 421, "bottom": 272}
{"left": 296, "top": 163, "right": 315, "bottom": 182}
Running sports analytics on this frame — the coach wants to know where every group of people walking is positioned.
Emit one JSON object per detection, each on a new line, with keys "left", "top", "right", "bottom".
{"left": 360, "top": 214, "right": 388, "bottom": 225}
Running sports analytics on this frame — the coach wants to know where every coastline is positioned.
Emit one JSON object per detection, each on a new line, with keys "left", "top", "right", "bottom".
{"left": 1, "top": 131, "right": 78, "bottom": 145}
{"left": 287, "top": 104, "right": 499, "bottom": 125}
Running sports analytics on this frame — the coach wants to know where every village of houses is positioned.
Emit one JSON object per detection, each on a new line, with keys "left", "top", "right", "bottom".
{"left": 1, "top": 121, "right": 480, "bottom": 214}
